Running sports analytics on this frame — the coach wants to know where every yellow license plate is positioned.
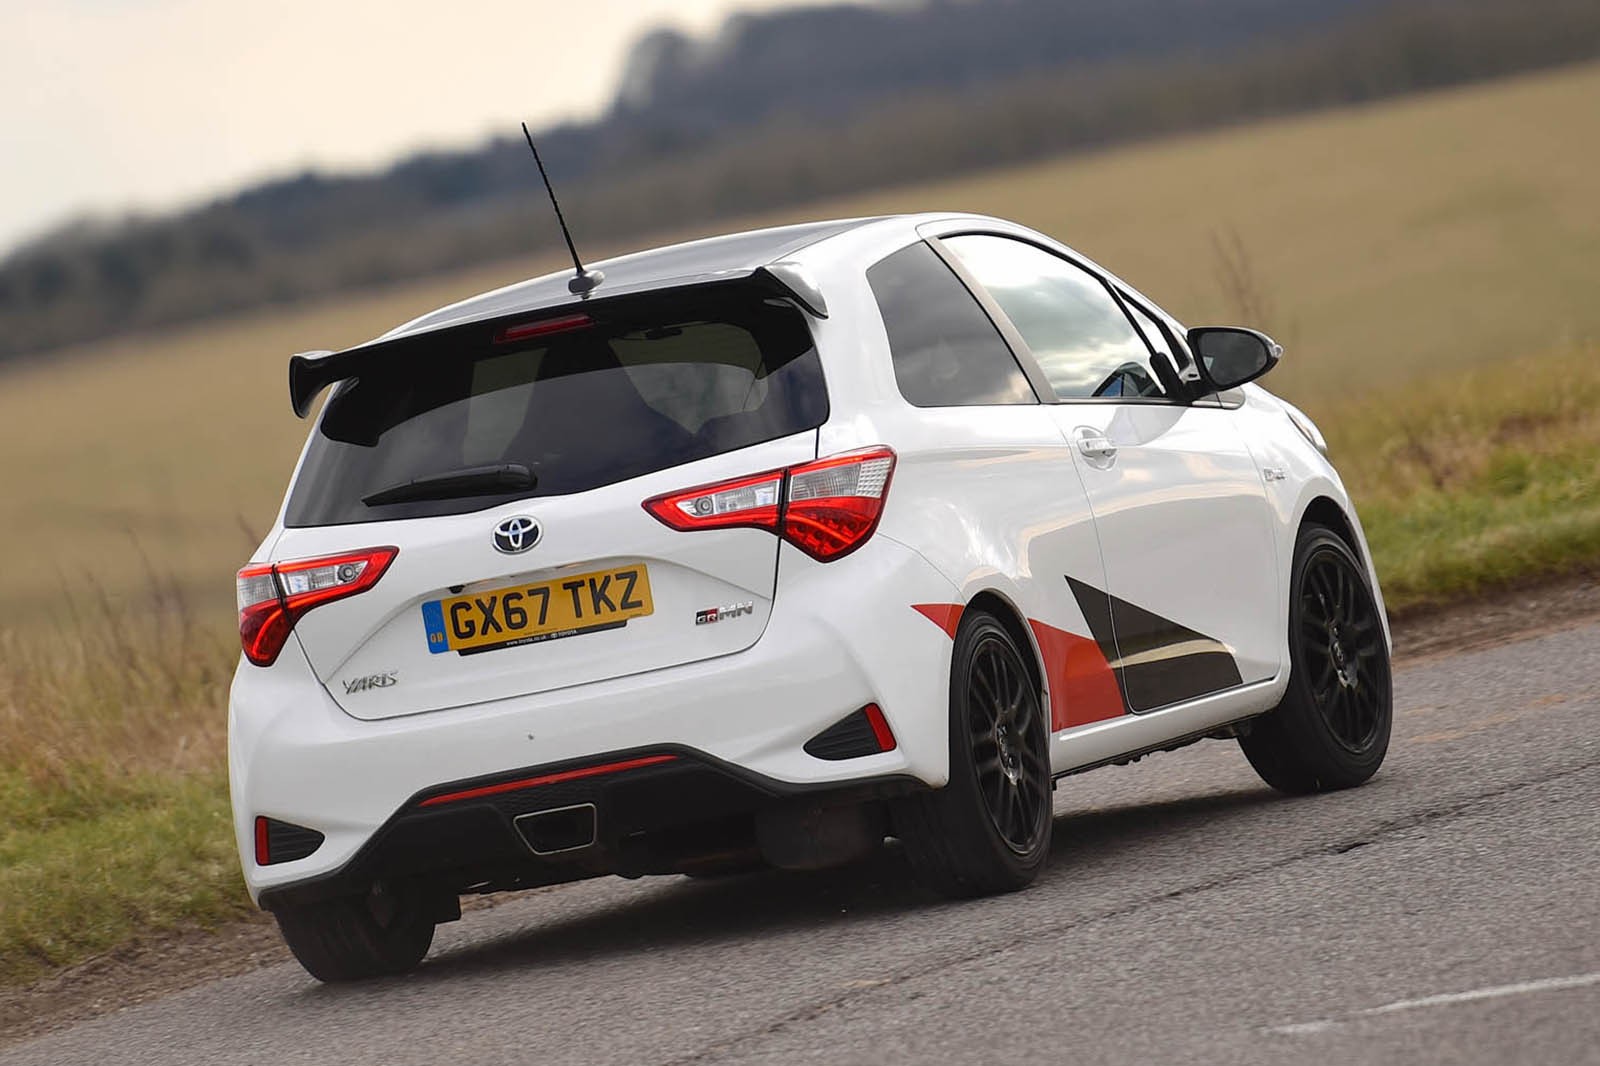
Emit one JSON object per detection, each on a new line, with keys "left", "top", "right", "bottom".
{"left": 422, "top": 565, "right": 653, "bottom": 656}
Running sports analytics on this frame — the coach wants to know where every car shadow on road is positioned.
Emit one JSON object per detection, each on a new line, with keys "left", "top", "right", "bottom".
{"left": 292, "top": 784, "right": 1280, "bottom": 997}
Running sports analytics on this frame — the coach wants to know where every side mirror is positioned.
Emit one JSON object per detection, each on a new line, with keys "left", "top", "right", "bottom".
{"left": 1186, "top": 327, "right": 1282, "bottom": 390}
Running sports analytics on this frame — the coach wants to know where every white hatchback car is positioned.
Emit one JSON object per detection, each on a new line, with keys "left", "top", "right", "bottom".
{"left": 233, "top": 213, "right": 1392, "bottom": 981}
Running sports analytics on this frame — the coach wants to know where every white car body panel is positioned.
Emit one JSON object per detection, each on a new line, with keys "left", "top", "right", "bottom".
{"left": 230, "top": 211, "right": 1385, "bottom": 905}
{"left": 1052, "top": 401, "right": 1282, "bottom": 701}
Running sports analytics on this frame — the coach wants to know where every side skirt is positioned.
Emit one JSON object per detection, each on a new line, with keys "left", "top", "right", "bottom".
{"left": 1048, "top": 677, "right": 1280, "bottom": 776}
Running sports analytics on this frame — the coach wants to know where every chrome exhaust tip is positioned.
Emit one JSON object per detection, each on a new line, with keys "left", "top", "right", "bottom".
{"left": 513, "top": 803, "right": 598, "bottom": 855}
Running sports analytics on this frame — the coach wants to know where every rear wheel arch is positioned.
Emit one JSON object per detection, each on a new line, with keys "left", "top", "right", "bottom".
{"left": 964, "top": 590, "right": 1044, "bottom": 704}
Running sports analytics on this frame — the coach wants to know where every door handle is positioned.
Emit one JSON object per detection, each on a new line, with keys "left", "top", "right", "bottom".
{"left": 1076, "top": 434, "right": 1117, "bottom": 459}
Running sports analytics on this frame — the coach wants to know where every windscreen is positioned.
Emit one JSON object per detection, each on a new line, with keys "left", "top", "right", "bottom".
{"left": 285, "top": 294, "right": 827, "bottom": 527}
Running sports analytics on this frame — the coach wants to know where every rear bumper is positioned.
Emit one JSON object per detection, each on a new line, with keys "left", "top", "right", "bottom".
{"left": 256, "top": 746, "right": 920, "bottom": 909}
{"left": 229, "top": 536, "right": 958, "bottom": 903}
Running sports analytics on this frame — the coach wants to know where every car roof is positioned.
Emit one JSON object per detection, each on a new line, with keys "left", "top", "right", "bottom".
{"left": 380, "top": 216, "right": 886, "bottom": 342}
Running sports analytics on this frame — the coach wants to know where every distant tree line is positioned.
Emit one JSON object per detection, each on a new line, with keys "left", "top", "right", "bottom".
{"left": 1, "top": 0, "right": 1596, "bottom": 361}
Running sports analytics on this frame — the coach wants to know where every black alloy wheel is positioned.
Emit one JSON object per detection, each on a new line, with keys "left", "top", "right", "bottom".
{"left": 1298, "top": 545, "right": 1389, "bottom": 753}
{"left": 894, "top": 611, "right": 1053, "bottom": 897}
{"left": 967, "top": 633, "right": 1051, "bottom": 853}
{"left": 1240, "top": 524, "right": 1393, "bottom": 794}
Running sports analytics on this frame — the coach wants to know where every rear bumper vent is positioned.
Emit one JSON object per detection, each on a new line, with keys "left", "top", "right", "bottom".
{"left": 804, "top": 704, "right": 896, "bottom": 761}
{"left": 255, "top": 817, "right": 325, "bottom": 866}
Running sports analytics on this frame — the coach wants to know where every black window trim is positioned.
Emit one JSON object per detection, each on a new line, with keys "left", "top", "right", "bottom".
{"left": 925, "top": 230, "right": 1192, "bottom": 408}
{"left": 1114, "top": 286, "right": 1246, "bottom": 409}
{"left": 1112, "top": 287, "right": 1191, "bottom": 399}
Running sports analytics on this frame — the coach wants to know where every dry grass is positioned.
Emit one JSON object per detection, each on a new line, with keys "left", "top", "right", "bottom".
{"left": 0, "top": 578, "right": 229, "bottom": 788}
{"left": 0, "top": 63, "right": 1597, "bottom": 985}
{"left": 0, "top": 585, "right": 242, "bottom": 984}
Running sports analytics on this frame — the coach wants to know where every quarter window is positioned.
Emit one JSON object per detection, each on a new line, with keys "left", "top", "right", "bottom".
{"left": 943, "top": 235, "right": 1168, "bottom": 401}
{"left": 867, "top": 242, "right": 1036, "bottom": 408}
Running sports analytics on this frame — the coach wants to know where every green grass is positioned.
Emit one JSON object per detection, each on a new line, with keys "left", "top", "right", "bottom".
{"left": 0, "top": 587, "right": 245, "bottom": 986}
{"left": 0, "top": 770, "right": 248, "bottom": 984}
{"left": 1321, "top": 343, "right": 1600, "bottom": 610}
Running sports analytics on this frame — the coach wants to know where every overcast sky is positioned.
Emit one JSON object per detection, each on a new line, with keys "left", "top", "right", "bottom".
{"left": 0, "top": 0, "right": 844, "bottom": 255}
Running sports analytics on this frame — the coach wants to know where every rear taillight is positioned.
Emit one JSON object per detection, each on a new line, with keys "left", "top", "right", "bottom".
{"left": 643, "top": 447, "right": 895, "bottom": 562}
{"left": 235, "top": 546, "right": 397, "bottom": 666}
{"left": 783, "top": 449, "right": 895, "bottom": 561}
{"left": 640, "top": 468, "right": 785, "bottom": 534}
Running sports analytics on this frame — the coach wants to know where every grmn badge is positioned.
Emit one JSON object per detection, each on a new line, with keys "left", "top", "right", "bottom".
{"left": 695, "top": 602, "right": 754, "bottom": 626}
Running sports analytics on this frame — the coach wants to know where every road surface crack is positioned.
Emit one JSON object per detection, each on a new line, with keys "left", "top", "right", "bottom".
{"left": 659, "top": 756, "right": 1600, "bottom": 1066}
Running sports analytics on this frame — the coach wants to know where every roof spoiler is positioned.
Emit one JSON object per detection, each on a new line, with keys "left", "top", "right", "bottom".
{"left": 754, "top": 261, "right": 827, "bottom": 319}
{"left": 287, "top": 265, "right": 828, "bottom": 418}
{"left": 288, "top": 351, "right": 338, "bottom": 418}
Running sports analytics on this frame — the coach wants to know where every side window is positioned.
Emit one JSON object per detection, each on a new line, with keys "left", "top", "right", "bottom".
{"left": 866, "top": 241, "right": 1037, "bottom": 407}
{"left": 943, "top": 235, "right": 1168, "bottom": 401}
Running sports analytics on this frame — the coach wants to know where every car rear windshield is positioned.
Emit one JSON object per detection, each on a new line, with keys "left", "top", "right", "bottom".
{"left": 284, "top": 293, "right": 827, "bottom": 526}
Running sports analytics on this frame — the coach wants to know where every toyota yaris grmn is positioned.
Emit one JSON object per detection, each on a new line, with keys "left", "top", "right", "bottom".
{"left": 232, "top": 214, "right": 1391, "bottom": 981}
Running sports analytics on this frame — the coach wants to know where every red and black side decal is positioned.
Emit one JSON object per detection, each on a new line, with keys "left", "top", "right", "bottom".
{"left": 1065, "top": 576, "right": 1242, "bottom": 713}
{"left": 1026, "top": 618, "right": 1124, "bottom": 730}
{"left": 913, "top": 579, "right": 1243, "bottom": 726}
{"left": 911, "top": 601, "right": 1122, "bottom": 731}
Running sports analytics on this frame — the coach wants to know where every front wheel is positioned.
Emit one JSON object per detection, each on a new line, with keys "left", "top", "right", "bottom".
{"left": 1240, "top": 524, "right": 1392, "bottom": 793}
{"left": 893, "top": 611, "right": 1052, "bottom": 898}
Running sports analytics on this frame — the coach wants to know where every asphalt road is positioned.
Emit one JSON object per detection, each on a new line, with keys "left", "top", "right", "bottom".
{"left": 8, "top": 620, "right": 1599, "bottom": 1066}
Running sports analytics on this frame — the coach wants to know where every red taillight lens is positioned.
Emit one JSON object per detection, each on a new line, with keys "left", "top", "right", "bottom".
{"left": 782, "top": 448, "right": 895, "bottom": 561}
{"left": 236, "top": 546, "right": 397, "bottom": 667}
{"left": 642, "top": 468, "right": 786, "bottom": 533}
{"left": 641, "top": 447, "right": 895, "bottom": 562}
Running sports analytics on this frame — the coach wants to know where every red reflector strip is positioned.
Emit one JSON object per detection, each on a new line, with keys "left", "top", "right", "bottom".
{"left": 863, "top": 703, "right": 896, "bottom": 752}
{"left": 418, "top": 754, "right": 679, "bottom": 807}
{"left": 254, "top": 816, "right": 270, "bottom": 866}
{"left": 494, "top": 312, "right": 592, "bottom": 344}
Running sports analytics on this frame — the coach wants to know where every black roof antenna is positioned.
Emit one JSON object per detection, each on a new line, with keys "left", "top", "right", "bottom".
{"left": 521, "top": 121, "right": 603, "bottom": 295}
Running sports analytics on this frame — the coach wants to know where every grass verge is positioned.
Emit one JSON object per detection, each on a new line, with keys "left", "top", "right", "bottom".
{"left": 1320, "top": 342, "right": 1600, "bottom": 611}
{"left": 0, "top": 587, "right": 247, "bottom": 986}
{"left": 0, "top": 770, "right": 245, "bottom": 985}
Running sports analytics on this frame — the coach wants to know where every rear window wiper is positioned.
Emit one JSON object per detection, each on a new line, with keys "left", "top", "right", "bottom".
{"left": 362, "top": 463, "right": 536, "bottom": 507}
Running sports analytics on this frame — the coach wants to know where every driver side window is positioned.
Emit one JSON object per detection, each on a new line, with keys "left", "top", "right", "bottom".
{"left": 943, "top": 234, "right": 1168, "bottom": 401}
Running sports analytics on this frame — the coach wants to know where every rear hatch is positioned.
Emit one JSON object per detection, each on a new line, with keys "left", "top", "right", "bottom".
{"left": 275, "top": 288, "right": 827, "bottom": 719}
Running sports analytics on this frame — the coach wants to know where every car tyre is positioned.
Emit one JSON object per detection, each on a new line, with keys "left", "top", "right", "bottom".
{"left": 1240, "top": 523, "right": 1392, "bottom": 794}
{"left": 894, "top": 611, "right": 1052, "bottom": 898}
{"left": 273, "top": 892, "right": 435, "bottom": 983}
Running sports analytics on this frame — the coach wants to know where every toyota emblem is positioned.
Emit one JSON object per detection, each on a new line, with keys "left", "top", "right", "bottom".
{"left": 492, "top": 515, "right": 540, "bottom": 554}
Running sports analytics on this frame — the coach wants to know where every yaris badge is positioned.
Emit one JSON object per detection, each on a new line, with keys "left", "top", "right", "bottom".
{"left": 492, "top": 516, "right": 540, "bottom": 554}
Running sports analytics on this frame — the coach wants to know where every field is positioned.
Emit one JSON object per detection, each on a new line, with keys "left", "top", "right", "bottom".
{"left": 1, "top": 62, "right": 1598, "bottom": 984}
